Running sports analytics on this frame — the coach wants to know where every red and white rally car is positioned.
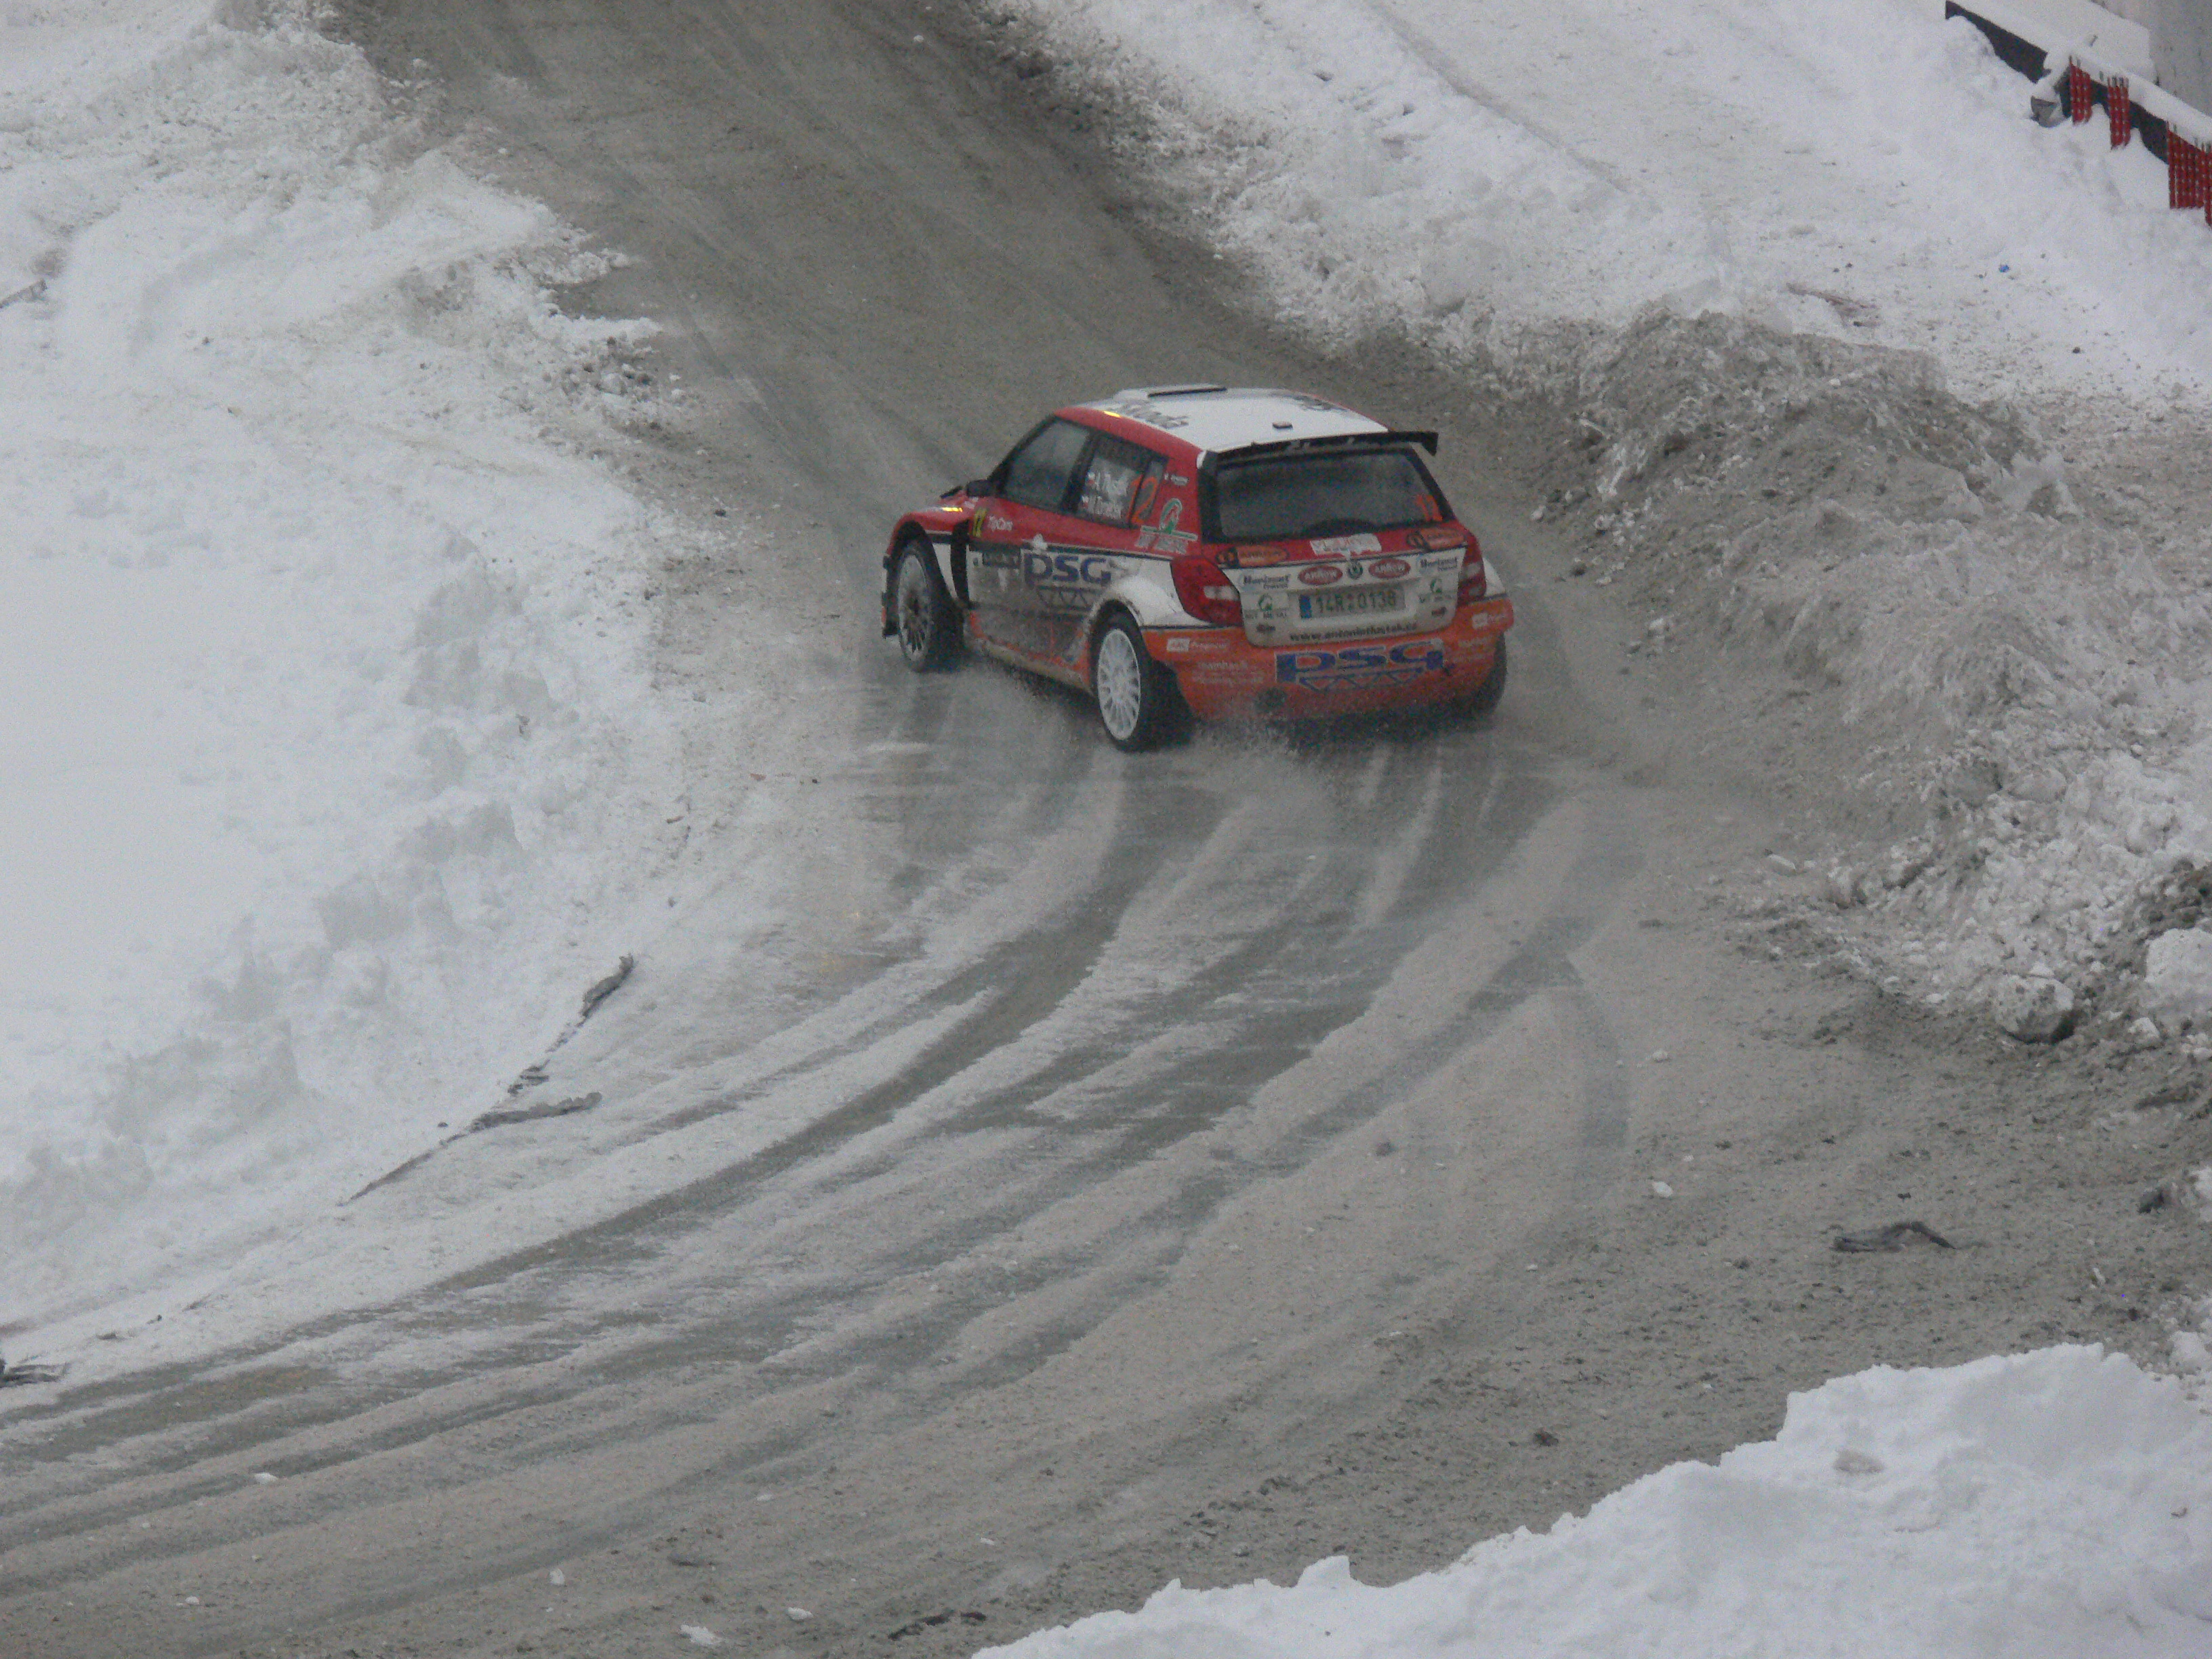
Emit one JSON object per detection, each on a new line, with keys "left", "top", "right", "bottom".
{"left": 880, "top": 385, "right": 1513, "bottom": 750}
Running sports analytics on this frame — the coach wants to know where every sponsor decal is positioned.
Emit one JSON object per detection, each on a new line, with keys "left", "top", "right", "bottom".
{"left": 1166, "top": 634, "right": 1233, "bottom": 655}
{"left": 1231, "top": 543, "right": 1292, "bottom": 567}
{"left": 1310, "top": 532, "right": 1383, "bottom": 558}
{"left": 1369, "top": 556, "right": 1410, "bottom": 579}
{"left": 1023, "top": 550, "right": 1117, "bottom": 587}
{"left": 1132, "top": 474, "right": 1160, "bottom": 522}
{"left": 1416, "top": 552, "right": 1460, "bottom": 573}
{"left": 1410, "top": 525, "right": 1468, "bottom": 552}
{"left": 1275, "top": 640, "right": 1448, "bottom": 692}
{"left": 1134, "top": 494, "right": 1196, "bottom": 554}
{"left": 1346, "top": 560, "right": 1365, "bottom": 579}
{"left": 1242, "top": 572, "right": 1291, "bottom": 590}
{"left": 976, "top": 547, "right": 1019, "bottom": 569}
{"left": 1298, "top": 564, "right": 1345, "bottom": 587}
{"left": 986, "top": 512, "right": 1015, "bottom": 533}
{"left": 1303, "top": 616, "right": 1429, "bottom": 643}
{"left": 1189, "top": 661, "right": 1259, "bottom": 684}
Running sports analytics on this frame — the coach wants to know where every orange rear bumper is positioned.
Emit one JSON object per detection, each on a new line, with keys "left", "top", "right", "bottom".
{"left": 1150, "top": 598, "right": 1513, "bottom": 721}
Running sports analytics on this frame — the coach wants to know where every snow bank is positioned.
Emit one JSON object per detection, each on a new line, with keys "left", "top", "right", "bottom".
{"left": 983, "top": 1347, "right": 2212, "bottom": 1659}
{"left": 0, "top": 1, "right": 685, "bottom": 1317}
{"left": 1530, "top": 312, "right": 2212, "bottom": 1026}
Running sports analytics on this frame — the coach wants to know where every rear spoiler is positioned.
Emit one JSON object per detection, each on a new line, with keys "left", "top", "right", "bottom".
{"left": 1213, "top": 429, "right": 1439, "bottom": 461}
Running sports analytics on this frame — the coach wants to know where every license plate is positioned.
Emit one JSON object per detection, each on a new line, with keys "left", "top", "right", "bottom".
{"left": 1300, "top": 586, "right": 1403, "bottom": 620}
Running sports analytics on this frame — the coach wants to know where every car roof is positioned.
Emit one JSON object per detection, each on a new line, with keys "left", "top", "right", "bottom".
{"left": 1076, "top": 386, "right": 1387, "bottom": 460}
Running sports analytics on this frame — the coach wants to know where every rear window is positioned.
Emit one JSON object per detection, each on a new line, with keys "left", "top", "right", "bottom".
{"left": 1208, "top": 448, "right": 1446, "bottom": 541}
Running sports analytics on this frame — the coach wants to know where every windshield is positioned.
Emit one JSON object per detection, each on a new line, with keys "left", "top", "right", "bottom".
{"left": 1209, "top": 447, "right": 1446, "bottom": 541}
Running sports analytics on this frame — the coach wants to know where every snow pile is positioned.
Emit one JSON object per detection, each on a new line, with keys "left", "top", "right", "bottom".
{"left": 0, "top": 1, "right": 685, "bottom": 1315}
{"left": 1002, "top": 0, "right": 2212, "bottom": 1036}
{"left": 985, "top": 1347, "right": 2212, "bottom": 1659}
{"left": 1533, "top": 313, "right": 2212, "bottom": 1027}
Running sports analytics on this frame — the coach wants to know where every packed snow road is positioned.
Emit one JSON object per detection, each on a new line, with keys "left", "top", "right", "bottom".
{"left": 1, "top": 3, "right": 2203, "bottom": 1656}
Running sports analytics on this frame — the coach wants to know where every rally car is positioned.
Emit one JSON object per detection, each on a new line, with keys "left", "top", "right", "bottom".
{"left": 880, "top": 385, "right": 1513, "bottom": 750}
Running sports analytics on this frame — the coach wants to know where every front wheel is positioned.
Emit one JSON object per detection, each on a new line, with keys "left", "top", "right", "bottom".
{"left": 1090, "top": 613, "right": 1183, "bottom": 751}
{"left": 892, "top": 539, "right": 961, "bottom": 671}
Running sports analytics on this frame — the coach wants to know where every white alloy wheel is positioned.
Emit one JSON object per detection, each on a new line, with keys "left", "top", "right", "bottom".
{"left": 1093, "top": 623, "right": 1147, "bottom": 743}
{"left": 894, "top": 541, "right": 958, "bottom": 670}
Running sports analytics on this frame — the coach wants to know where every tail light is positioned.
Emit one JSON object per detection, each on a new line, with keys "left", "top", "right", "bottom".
{"left": 1456, "top": 539, "right": 1487, "bottom": 608}
{"left": 1172, "top": 550, "right": 1242, "bottom": 627}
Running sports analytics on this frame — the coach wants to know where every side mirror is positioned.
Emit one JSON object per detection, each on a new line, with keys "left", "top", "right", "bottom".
{"left": 941, "top": 478, "right": 993, "bottom": 501}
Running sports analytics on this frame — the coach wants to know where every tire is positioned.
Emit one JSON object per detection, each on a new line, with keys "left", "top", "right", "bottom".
{"left": 892, "top": 538, "right": 960, "bottom": 672}
{"left": 1455, "top": 637, "right": 1508, "bottom": 721}
{"left": 1090, "top": 613, "right": 1182, "bottom": 751}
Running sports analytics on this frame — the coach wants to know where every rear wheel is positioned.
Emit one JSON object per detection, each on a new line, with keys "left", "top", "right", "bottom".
{"left": 1091, "top": 613, "right": 1181, "bottom": 751}
{"left": 1455, "top": 638, "right": 1508, "bottom": 721}
{"left": 893, "top": 539, "right": 960, "bottom": 671}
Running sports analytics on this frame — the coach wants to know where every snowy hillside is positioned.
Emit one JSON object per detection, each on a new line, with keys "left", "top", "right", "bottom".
{"left": 998, "top": 0, "right": 2212, "bottom": 392}
{"left": 0, "top": 3, "right": 693, "bottom": 1315}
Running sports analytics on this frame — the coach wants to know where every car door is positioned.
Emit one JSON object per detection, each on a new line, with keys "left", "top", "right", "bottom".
{"left": 967, "top": 417, "right": 1092, "bottom": 657}
{"left": 1044, "top": 432, "right": 1168, "bottom": 662}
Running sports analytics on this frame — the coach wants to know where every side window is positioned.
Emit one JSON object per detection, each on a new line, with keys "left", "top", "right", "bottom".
{"left": 999, "top": 419, "right": 1092, "bottom": 512}
{"left": 1075, "top": 435, "right": 1167, "bottom": 525}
